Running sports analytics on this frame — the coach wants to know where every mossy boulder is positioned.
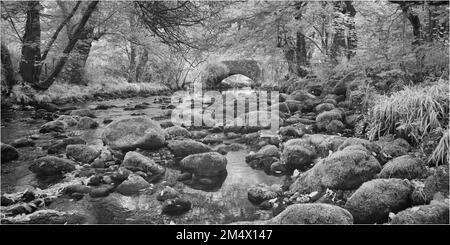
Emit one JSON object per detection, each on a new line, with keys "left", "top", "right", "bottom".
{"left": 180, "top": 152, "right": 227, "bottom": 176}
{"left": 316, "top": 109, "right": 344, "bottom": 130}
{"left": 66, "top": 144, "right": 101, "bottom": 164}
{"left": 164, "top": 126, "right": 191, "bottom": 140}
{"left": 167, "top": 139, "right": 211, "bottom": 158}
{"left": 281, "top": 143, "right": 317, "bottom": 171}
{"left": 29, "top": 156, "right": 77, "bottom": 176}
{"left": 102, "top": 116, "right": 165, "bottom": 151}
{"left": 338, "top": 137, "right": 381, "bottom": 154}
{"left": 344, "top": 178, "right": 413, "bottom": 224}
{"left": 390, "top": 202, "right": 449, "bottom": 224}
{"left": 314, "top": 146, "right": 382, "bottom": 190}
{"left": 378, "top": 155, "right": 427, "bottom": 180}
{"left": 1, "top": 143, "right": 19, "bottom": 163}
{"left": 268, "top": 203, "right": 353, "bottom": 224}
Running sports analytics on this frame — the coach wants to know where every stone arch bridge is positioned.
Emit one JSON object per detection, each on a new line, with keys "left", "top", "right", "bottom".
{"left": 201, "top": 60, "right": 264, "bottom": 90}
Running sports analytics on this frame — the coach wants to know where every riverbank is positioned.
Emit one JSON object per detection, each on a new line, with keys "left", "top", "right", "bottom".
{"left": 3, "top": 78, "right": 171, "bottom": 107}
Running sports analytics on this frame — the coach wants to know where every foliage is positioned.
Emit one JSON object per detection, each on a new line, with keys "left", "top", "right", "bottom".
{"left": 367, "top": 80, "right": 449, "bottom": 145}
{"left": 32, "top": 69, "right": 167, "bottom": 104}
{"left": 429, "top": 129, "right": 449, "bottom": 166}
{"left": 1, "top": 1, "right": 449, "bottom": 99}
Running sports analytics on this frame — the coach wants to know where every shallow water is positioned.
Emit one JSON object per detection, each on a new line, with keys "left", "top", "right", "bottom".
{"left": 1, "top": 95, "right": 281, "bottom": 224}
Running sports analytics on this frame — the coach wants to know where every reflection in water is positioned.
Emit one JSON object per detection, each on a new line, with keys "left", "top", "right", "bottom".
{"left": 182, "top": 172, "right": 228, "bottom": 192}
{"left": 181, "top": 150, "right": 281, "bottom": 223}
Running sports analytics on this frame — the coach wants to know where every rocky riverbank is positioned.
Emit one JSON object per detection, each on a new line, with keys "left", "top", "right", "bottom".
{"left": 1, "top": 85, "right": 448, "bottom": 224}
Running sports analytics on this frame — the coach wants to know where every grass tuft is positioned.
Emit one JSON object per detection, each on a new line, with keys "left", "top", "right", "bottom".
{"left": 429, "top": 130, "right": 449, "bottom": 166}
{"left": 367, "top": 80, "right": 449, "bottom": 144}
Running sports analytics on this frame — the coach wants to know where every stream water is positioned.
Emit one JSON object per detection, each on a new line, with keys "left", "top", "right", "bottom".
{"left": 1, "top": 95, "right": 282, "bottom": 224}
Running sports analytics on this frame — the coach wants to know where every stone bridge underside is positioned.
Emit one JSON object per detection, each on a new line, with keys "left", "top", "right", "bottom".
{"left": 201, "top": 60, "right": 263, "bottom": 90}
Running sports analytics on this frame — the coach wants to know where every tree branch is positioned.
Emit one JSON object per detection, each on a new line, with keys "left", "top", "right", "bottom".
{"left": 40, "top": 1, "right": 81, "bottom": 62}
{"left": 35, "top": 1, "right": 99, "bottom": 90}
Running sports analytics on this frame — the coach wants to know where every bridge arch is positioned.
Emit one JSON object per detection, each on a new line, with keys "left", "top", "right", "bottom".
{"left": 201, "top": 60, "right": 263, "bottom": 90}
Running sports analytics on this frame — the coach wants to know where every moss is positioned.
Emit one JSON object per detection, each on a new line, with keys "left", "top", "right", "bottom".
{"left": 316, "top": 109, "right": 344, "bottom": 130}
{"left": 282, "top": 144, "right": 317, "bottom": 171}
{"left": 344, "top": 178, "right": 413, "bottom": 224}
{"left": 269, "top": 203, "right": 353, "bottom": 224}
{"left": 379, "top": 155, "right": 427, "bottom": 180}
{"left": 315, "top": 147, "right": 381, "bottom": 190}
{"left": 338, "top": 137, "right": 381, "bottom": 154}
{"left": 390, "top": 203, "right": 449, "bottom": 224}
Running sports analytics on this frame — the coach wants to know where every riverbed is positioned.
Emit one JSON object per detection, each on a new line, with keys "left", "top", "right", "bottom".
{"left": 1, "top": 95, "right": 282, "bottom": 224}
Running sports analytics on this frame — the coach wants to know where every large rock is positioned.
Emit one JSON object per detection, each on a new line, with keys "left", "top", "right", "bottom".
{"left": 115, "top": 174, "right": 151, "bottom": 196}
{"left": 289, "top": 166, "right": 325, "bottom": 194}
{"left": 279, "top": 126, "right": 304, "bottom": 138}
{"left": 344, "top": 178, "right": 413, "bottom": 224}
{"left": 180, "top": 152, "right": 227, "bottom": 176}
{"left": 325, "top": 120, "right": 345, "bottom": 134}
{"left": 338, "top": 137, "right": 381, "bottom": 154}
{"left": 56, "top": 115, "right": 78, "bottom": 127}
{"left": 29, "top": 156, "right": 77, "bottom": 176}
{"left": 416, "top": 167, "right": 449, "bottom": 204}
{"left": 281, "top": 142, "right": 316, "bottom": 171}
{"left": 315, "top": 103, "right": 335, "bottom": 114}
{"left": 313, "top": 146, "right": 381, "bottom": 190}
{"left": 390, "top": 202, "right": 450, "bottom": 224}
{"left": 164, "top": 126, "right": 191, "bottom": 139}
{"left": 378, "top": 155, "right": 426, "bottom": 180}
{"left": 76, "top": 117, "right": 98, "bottom": 130}
{"left": 122, "top": 151, "right": 165, "bottom": 178}
{"left": 201, "top": 134, "right": 223, "bottom": 145}
{"left": 167, "top": 139, "right": 211, "bottom": 158}
{"left": 102, "top": 116, "right": 165, "bottom": 151}
{"left": 247, "top": 184, "right": 280, "bottom": 205}
{"left": 1, "top": 143, "right": 19, "bottom": 163}
{"left": 316, "top": 109, "right": 344, "bottom": 130}
{"left": 47, "top": 137, "right": 86, "bottom": 154}
{"left": 268, "top": 203, "right": 353, "bottom": 224}
{"left": 286, "top": 90, "right": 320, "bottom": 112}
{"left": 39, "top": 120, "right": 67, "bottom": 133}
{"left": 245, "top": 145, "right": 280, "bottom": 171}
{"left": 66, "top": 144, "right": 101, "bottom": 164}
{"left": 311, "top": 135, "right": 346, "bottom": 157}
{"left": 377, "top": 139, "right": 410, "bottom": 164}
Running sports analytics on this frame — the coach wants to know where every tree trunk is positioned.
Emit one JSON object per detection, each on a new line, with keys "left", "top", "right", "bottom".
{"left": 1, "top": 44, "right": 17, "bottom": 95}
{"left": 127, "top": 13, "right": 138, "bottom": 83}
{"left": 36, "top": 1, "right": 99, "bottom": 90}
{"left": 58, "top": 27, "right": 94, "bottom": 85}
{"left": 57, "top": 1, "right": 95, "bottom": 86}
{"left": 135, "top": 48, "right": 148, "bottom": 82}
{"left": 295, "top": 30, "right": 308, "bottom": 77}
{"left": 19, "top": 1, "right": 41, "bottom": 86}
{"left": 128, "top": 42, "right": 137, "bottom": 83}
{"left": 330, "top": 1, "right": 357, "bottom": 63}
{"left": 283, "top": 47, "right": 297, "bottom": 76}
